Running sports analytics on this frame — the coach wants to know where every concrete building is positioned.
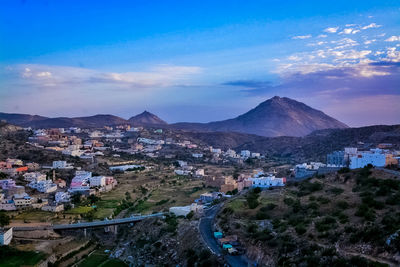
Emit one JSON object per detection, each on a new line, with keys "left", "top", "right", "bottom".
{"left": 0, "top": 179, "right": 16, "bottom": 190}
{"left": 0, "top": 228, "right": 13, "bottom": 245}
{"left": 90, "top": 176, "right": 106, "bottom": 187}
{"left": 23, "top": 172, "right": 46, "bottom": 182}
{"left": 349, "top": 150, "right": 386, "bottom": 169}
{"left": 327, "top": 151, "right": 347, "bottom": 167}
{"left": 248, "top": 174, "right": 286, "bottom": 188}
{"left": 52, "top": 161, "right": 67, "bottom": 169}
{"left": 55, "top": 192, "right": 71, "bottom": 203}
{"left": 28, "top": 180, "right": 57, "bottom": 193}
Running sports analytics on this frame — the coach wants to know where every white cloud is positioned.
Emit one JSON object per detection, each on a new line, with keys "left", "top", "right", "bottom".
{"left": 292, "top": 34, "right": 312, "bottom": 39}
{"left": 324, "top": 27, "right": 339, "bottom": 33}
{"left": 361, "top": 23, "right": 381, "bottom": 30}
{"left": 385, "top": 36, "right": 400, "bottom": 42}
{"left": 14, "top": 64, "right": 202, "bottom": 88}
{"left": 364, "top": 39, "right": 376, "bottom": 45}
{"left": 340, "top": 28, "right": 359, "bottom": 35}
{"left": 317, "top": 34, "right": 327, "bottom": 38}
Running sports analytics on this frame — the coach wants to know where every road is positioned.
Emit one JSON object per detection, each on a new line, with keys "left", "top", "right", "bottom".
{"left": 199, "top": 205, "right": 250, "bottom": 267}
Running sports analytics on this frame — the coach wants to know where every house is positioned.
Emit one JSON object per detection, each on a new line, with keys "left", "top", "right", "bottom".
{"left": 42, "top": 204, "right": 64, "bottom": 212}
{"left": 0, "top": 228, "right": 13, "bottom": 245}
{"left": 349, "top": 149, "right": 386, "bottom": 169}
{"left": 192, "top": 153, "right": 203, "bottom": 158}
{"left": 195, "top": 169, "right": 205, "bottom": 177}
{"left": 13, "top": 195, "right": 32, "bottom": 208}
{"left": 54, "top": 179, "right": 67, "bottom": 188}
{"left": 169, "top": 203, "right": 203, "bottom": 216}
{"left": 23, "top": 172, "right": 46, "bottom": 182}
{"left": 90, "top": 176, "right": 106, "bottom": 187}
{"left": 52, "top": 161, "right": 67, "bottom": 169}
{"left": 28, "top": 180, "right": 57, "bottom": 193}
{"left": 69, "top": 171, "right": 92, "bottom": 192}
{"left": 55, "top": 192, "right": 71, "bottom": 203}
{"left": 248, "top": 174, "right": 286, "bottom": 188}
{"left": 241, "top": 150, "right": 251, "bottom": 158}
{"left": 0, "top": 179, "right": 16, "bottom": 190}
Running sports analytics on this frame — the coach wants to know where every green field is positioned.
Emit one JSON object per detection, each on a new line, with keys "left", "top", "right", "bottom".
{"left": 0, "top": 247, "right": 45, "bottom": 267}
{"left": 78, "top": 251, "right": 127, "bottom": 267}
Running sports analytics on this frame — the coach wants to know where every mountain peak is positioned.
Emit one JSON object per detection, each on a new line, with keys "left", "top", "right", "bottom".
{"left": 173, "top": 96, "right": 348, "bottom": 137}
{"left": 128, "top": 111, "right": 167, "bottom": 126}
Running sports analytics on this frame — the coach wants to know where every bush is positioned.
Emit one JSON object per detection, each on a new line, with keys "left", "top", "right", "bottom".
{"left": 315, "top": 216, "right": 337, "bottom": 232}
{"left": 337, "top": 200, "right": 349, "bottom": 210}
{"left": 295, "top": 224, "right": 307, "bottom": 235}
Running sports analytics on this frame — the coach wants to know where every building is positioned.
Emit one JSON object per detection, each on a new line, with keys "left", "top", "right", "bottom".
{"left": 248, "top": 174, "right": 286, "bottom": 188}
{"left": 241, "top": 150, "right": 251, "bottom": 158}
{"left": 109, "top": 165, "right": 143, "bottom": 172}
{"left": 195, "top": 169, "right": 205, "bottom": 177}
{"left": 23, "top": 172, "right": 46, "bottom": 182}
{"left": 55, "top": 192, "right": 71, "bottom": 203}
{"left": 69, "top": 171, "right": 92, "bottom": 192}
{"left": 349, "top": 150, "right": 386, "bottom": 169}
{"left": 90, "top": 176, "right": 106, "bottom": 187}
{"left": 42, "top": 204, "right": 64, "bottom": 212}
{"left": 0, "top": 179, "right": 16, "bottom": 190}
{"left": 327, "top": 151, "right": 347, "bottom": 167}
{"left": 0, "top": 228, "right": 13, "bottom": 245}
{"left": 52, "top": 161, "right": 67, "bottom": 169}
{"left": 28, "top": 180, "right": 57, "bottom": 193}
{"left": 13, "top": 195, "right": 32, "bottom": 208}
{"left": 169, "top": 203, "right": 203, "bottom": 216}
{"left": 192, "top": 153, "right": 203, "bottom": 158}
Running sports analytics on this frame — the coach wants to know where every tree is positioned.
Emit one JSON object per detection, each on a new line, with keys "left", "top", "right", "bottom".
{"left": 0, "top": 213, "right": 10, "bottom": 228}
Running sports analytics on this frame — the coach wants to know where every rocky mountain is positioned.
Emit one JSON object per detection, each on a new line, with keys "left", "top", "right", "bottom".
{"left": 172, "top": 96, "right": 348, "bottom": 137}
{"left": 128, "top": 111, "right": 167, "bottom": 126}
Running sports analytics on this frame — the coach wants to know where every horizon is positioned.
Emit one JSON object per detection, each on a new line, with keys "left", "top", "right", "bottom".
{"left": 1, "top": 1, "right": 400, "bottom": 127}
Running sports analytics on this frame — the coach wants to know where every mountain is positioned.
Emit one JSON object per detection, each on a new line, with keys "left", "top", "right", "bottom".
{"left": 128, "top": 111, "right": 167, "bottom": 126}
{"left": 172, "top": 96, "right": 348, "bottom": 137}
{"left": 0, "top": 112, "right": 48, "bottom": 125}
{"left": 27, "top": 114, "right": 129, "bottom": 128}
{"left": 0, "top": 113, "right": 128, "bottom": 128}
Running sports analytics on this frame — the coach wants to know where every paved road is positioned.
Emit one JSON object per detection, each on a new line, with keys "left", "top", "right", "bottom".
{"left": 199, "top": 205, "right": 250, "bottom": 267}
{"left": 14, "top": 213, "right": 165, "bottom": 231}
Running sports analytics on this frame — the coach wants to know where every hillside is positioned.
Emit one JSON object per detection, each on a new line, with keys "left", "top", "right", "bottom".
{"left": 172, "top": 96, "right": 348, "bottom": 137}
{"left": 218, "top": 167, "right": 400, "bottom": 266}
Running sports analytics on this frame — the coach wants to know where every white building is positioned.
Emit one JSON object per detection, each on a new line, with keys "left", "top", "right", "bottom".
{"left": 23, "top": 172, "right": 46, "bottom": 182}
{"left": 0, "top": 228, "right": 13, "bottom": 245}
{"left": 241, "top": 150, "right": 251, "bottom": 158}
{"left": 169, "top": 203, "right": 203, "bottom": 216}
{"left": 28, "top": 180, "right": 57, "bottom": 193}
{"left": 109, "top": 165, "right": 143, "bottom": 172}
{"left": 251, "top": 153, "right": 261, "bottom": 158}
{"left": 177, "top": 160, "right": 187, "bottom": 167}
{"left": 52, "top": 161, "right": 67, "bottom": 169}
{"left": 192, "top": 153, "right": 203, "bottom": 158}
{"left": 90, "top": 176, "right": 106, "bottom": 187}
{"left": 175, "top": 169, "right": 191, "bottom": 176}
{"left": 195, "top": 169, "right": 205, "bottom": 177}
{"left": 211, "top": 148, "right": 222, "bottom": 154}
{"left": 248, "top": 174, "right": 286, "bottom": 188}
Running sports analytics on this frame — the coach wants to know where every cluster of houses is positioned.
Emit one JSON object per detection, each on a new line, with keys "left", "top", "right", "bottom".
{"left": 0, "top": 158, "right": 116, "bottom": 212}
{"left": 174, "top": 160, "right": 205, "bottom": 178}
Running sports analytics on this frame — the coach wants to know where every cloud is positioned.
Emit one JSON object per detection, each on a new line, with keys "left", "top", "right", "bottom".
{"left": 12, "top": 64, "right": 202, "bottom": 89}
{"left": 317, "top": 34, "right": 328, "bottom": 38}
{"left": 386, "top": 36, "right": 400, "bottom": 42}
{"left": 361, "top": 23, "right": 381, "bottom": 30}
{"left": 324, "top": 27, "right": 339, "bottom": 33}
{"left": 340, "top": 28, "right": 360, "bottom": 35}
{"left": 292, "top": 34, "right": 312, "bottom": 39}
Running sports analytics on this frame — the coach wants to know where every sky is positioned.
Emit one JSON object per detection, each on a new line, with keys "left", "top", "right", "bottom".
{"left": 0, "top": 0, "right": 399, "bottom": 127}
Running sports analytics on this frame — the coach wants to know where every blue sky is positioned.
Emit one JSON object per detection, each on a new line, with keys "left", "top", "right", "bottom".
{"left": 1, "top": 0, "right": 399, "bottom": 126}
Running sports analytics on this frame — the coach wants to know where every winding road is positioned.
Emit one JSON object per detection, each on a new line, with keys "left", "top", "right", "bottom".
{"left": 199, "top": 205, "right": 250, "bottom": 267}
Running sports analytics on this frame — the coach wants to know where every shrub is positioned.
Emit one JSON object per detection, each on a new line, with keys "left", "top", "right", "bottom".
{"left": 315, "top": 216, "right": 337, "bottom": 232}
{"left": 337, "top": 200, "right": 349, "bottom": 210}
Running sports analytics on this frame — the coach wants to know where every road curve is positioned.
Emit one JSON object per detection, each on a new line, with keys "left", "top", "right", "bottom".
{"left": 199, "top": 205, "right": 250, "bottom": 267}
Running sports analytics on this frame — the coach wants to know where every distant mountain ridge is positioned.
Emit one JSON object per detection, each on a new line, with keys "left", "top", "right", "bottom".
{"left": 172, "top": 96, "right": 348, "bottom": 137}
{"left": 0, "top": 96, "right": 348, "bottom": 136}
{"left": 0, "top": 112, "right": 164, "bottom": 128}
